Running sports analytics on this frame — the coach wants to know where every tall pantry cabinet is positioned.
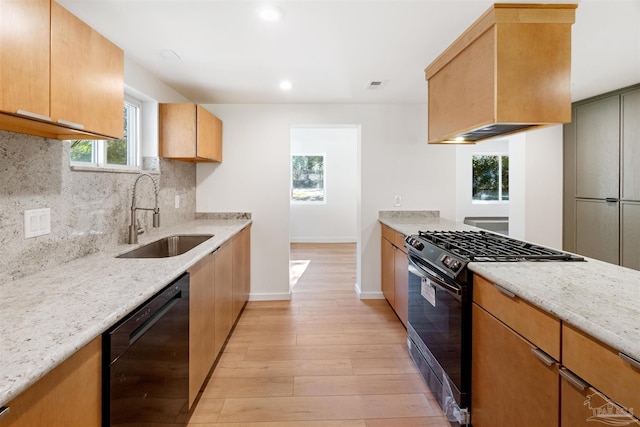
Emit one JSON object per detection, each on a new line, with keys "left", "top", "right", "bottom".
{"left": 563, "top": 84, "right": 640, "bottom": 269}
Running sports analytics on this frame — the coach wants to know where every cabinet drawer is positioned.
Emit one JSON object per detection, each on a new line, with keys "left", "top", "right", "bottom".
{"left": 381, "top": 223, "right": 395, "bottom": 242}
{"left": 473, "top": 274, "right": 560, "bottom": 360}
{"left": 563, "top": 324, "right": 640, "bottom": 412}
{"left": 393, "top": 232, "right": 407, "bottom": 254}
{"left": 380, "top": 224, "right": 407, "bottom": 253}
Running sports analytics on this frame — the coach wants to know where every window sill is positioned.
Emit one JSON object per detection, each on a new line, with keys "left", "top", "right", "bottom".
{"left": 70, "top": 165, "right": 159, "bottom": 175}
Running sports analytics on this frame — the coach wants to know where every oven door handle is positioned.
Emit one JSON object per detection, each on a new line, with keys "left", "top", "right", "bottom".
{"left": 408, "top": 254, "right": 462, "bottom": 297}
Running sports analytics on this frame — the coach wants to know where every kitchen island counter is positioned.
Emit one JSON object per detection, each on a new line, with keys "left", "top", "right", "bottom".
{"left": 379, "top": 213, "right": 640, "bottom": 367}
{"left": 0, "top": 216, "right": 251, "bottom": 408}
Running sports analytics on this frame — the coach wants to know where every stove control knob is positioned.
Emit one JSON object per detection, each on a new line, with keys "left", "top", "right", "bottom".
{"left": 407, "top": 238, "right": 423, "bottom": 250}
{"left": 442, "top": 256, "right": 461, "bottom": 271}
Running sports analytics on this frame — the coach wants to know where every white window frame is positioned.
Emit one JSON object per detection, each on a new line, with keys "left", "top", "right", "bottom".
{"left": 70, "top": 95, "right": 142, "bottom": 172}
{"left": 290, "top": 153, "right": 327, "bottom": 205}
{"left": 471, "top": 153, "right": 509, "bottom": 204}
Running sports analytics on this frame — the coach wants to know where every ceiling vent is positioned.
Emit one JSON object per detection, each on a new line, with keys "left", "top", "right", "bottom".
{"left": 365, "top": 80, "right": 386, "bottom": 90}
{"left": 158, "top": 50, "right": 181, "bottom": 60}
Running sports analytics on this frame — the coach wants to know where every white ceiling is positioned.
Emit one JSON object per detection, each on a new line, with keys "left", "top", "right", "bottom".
{"left": 58, "top": 0, "right": 640, "bottom": 104}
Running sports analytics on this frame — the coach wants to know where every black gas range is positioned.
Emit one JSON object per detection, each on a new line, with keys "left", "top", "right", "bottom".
{"left": 404, "top": 230, "right": 583, "bottom": 426}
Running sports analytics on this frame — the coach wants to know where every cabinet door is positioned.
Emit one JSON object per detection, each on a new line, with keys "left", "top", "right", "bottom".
{"left": 575, "top": 95, "right": 620, "bottom": 199}
{"left": 50, "top": 1, "right": 124, "bottom": 139}
{"left": 0, "top": 0, "right": 50, "bottom": 118}
{"left": 232, "top": 226, "right": 251, "bottom": 322}
{"left": 472, "top": 304, "right": 559, "bottom": 427}
{"left": 196, "top": 105, "right": 222, "bottom": 162}
{"left": 622, "top": 89, "right": 640, "bottom": 201}
{"left": 622, "top": 202, "right": 640, "bottom": 270}
{"left": 159, "top": 103, "right": 197, "bottom": 159}
{"left": 0, "top": 337, "right": 101, "bottom": 427}
{"left": 381, "top": 238, "right": 395, "bottom": 306}
{"left": 575, "top": 199, "right": 619, "bottom": 264}
{"left": 214, "top": 241, "right": 234, "bottom": 357}
{"left": 393, "top": 247, "right": 408, "bottom": 327}
{"left": 188, "top": 254, "right": 215, "bottom": 408}
{"left": 560, "top": 369, "right": 638, "bottom": 427}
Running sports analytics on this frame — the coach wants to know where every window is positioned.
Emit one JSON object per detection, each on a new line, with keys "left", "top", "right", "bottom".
{"left": 472, "top": 154, "right": 509, "bottom": 201}
{"left": 70, "top": 98, "right": 140, "bottom": 169}
{"left": 291, "top": 155, "right": 325, "bottom": 203}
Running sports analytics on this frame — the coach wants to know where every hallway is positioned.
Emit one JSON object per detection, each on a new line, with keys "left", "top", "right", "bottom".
{"left": 187, "top": 243, "right": 449, "bottom": 426}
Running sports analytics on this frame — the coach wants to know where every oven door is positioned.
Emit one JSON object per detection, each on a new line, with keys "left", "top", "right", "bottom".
{"left": 407, "top": 254, "right": 471, "bottom": 426}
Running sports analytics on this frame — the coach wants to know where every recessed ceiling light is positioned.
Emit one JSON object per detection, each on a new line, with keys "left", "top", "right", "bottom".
{"left": 257, "top": 6, "right": 282, "bottom": 22}
{"left": 280, "top": 80, "right": 292, "bottom": 91}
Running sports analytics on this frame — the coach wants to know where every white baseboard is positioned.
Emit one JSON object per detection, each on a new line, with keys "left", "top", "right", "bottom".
{"left": 249, "top": 292, "right": 292, "bottom": 301}
{"left": 290, "top": 237, "right": 357, "bottom": 243}
{"left": 354, "top": 283, "right": 385, "bottom": 300}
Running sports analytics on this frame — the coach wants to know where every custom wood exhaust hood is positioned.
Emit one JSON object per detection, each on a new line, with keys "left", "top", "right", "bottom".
{"left": 425, "top": 3, "right": 577, "bottom": 144}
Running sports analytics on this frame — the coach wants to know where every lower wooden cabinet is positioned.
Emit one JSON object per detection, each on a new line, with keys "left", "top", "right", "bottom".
{"left": 380, "top": 223, "right": 408, "bottom": 326}
{"left": 232, "top": 225, "right": 251, "bottom": 321}
{"left": 187, "top": 227, "right": 251, "bottom": 408}
{"left": 562, "top": 323, "right": 640, "bottom": 416}
{"left": 471, "top": 304, "right": 559, "bottom": 427}
{"left": 381, "top": 236, "right": 395, "bottom": 307}
{"left": 188, "top": 253, "right": 216, "bottom": 408}
{"left": 472, "top": 274, "right": 640, "bottom": 426}
{"left": 0, "top": 337, "right": 101, "bottom": 427}
{"left": 393, "top": 247, "right": 408, "bottom": 326}
{"left": 560, "top": 368, "right": 639, "bottom": 427}
{"left": 214, "top": 240, "right": 234, "bottom": 357}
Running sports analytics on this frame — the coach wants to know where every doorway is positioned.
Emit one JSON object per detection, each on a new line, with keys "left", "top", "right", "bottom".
{"left": 288, "top": 126, "right": 359, "bottom": 293}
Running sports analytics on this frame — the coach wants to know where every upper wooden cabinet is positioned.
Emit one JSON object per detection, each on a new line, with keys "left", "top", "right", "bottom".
{"left": 159, "top": 103, "right": 223, "bottom": 162}
{"left": 425, "top": 4, "right": 576, "bottom": 144}
{"left": 0, "top": 0, "right": 50, "bottom": 119}
{"left": 0, "top": 0, "right": 124, "bottom": 140}
{"left": 50, "top": 1, "right": 124, "bottom": 139}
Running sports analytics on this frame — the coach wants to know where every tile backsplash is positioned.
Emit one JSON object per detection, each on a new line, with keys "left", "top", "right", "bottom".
{"left": 0, "top": 130, "right": 196, "bottom": 282}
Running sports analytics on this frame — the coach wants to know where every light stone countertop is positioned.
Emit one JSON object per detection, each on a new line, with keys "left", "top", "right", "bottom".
{"left": 0, "top": 217, "right": 251, "bottom": 408}
{"left": 380, "top": 214, "right": 640, "bottom": 365}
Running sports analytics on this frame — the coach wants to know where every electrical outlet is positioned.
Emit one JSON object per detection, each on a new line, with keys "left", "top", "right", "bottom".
{"left": 24, "top": 208, "right": 51, "bottom": 238}
{"left": 175, "top": 194, "right": 180, "bottom": 209}
{"left": 394, "top": 195, "right": 402, "bottom": 207}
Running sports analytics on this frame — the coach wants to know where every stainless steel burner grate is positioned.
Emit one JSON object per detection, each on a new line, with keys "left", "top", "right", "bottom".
{"left": 417, "top": 230, "right": 583, "bottom": 262}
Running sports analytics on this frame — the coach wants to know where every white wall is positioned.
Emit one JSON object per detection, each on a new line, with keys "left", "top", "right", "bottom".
{"left": 290, "top": 127, "right": 358, "bottom": 243}
{"left": 196, "top": 104, "right": 456, "bottom": 300}
{"left": 509, "top": 125, "right": 564, "bottom": 248}
{"left": 455, "top": 139, "right": 510, "bottom": 221}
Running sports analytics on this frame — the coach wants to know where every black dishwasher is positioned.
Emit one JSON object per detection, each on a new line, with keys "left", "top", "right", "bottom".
{"left": 103, "top": 273, "right": 189, "bottom": 427}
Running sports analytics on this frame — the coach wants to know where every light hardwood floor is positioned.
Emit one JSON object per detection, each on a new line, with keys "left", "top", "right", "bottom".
{"left": 188, "top": 243, "right": 450, "bottom": 426}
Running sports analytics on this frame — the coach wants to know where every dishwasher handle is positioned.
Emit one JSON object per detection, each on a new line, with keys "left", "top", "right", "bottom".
{"left": 129, "top": 295, "right": 181, "bottom": 345}
{"left": 106, "top": 273, "right": 189, "bottom": 364}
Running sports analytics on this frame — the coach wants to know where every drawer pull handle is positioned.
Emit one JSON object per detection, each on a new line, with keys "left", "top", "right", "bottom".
{"left": 619, "top": 352, "right": 640, "bottom": 370}
{"left": 56, "top": 119, "right": 85, "bottom": 130}
{"left": 559, "top": 368, "right": 589, "bottom": 391}
{"left": 0, "top": 406, "right": 10, "bottom": 420}
{"left": 531, "top": 348, "right": 556, "bottom": 366}
{"left": 494, "top": 284, "right": 516, "bottom": 298}
{"left": 16, "top": 109, "right": 51, "bottom": 122}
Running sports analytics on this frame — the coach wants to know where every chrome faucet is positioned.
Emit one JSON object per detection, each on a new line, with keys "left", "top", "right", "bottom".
{"left": 128, "top": 173, "right": 160, "bottom": 244}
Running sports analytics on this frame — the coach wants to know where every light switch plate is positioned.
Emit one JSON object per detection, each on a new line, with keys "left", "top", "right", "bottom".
{"left": 24, "top": 208, "right": 51, "bottom": 238}
{"left": 394, "top": 195, "right": 402, "bottom": 207}
{"left": 175, "top": 194, "right": 180, "bottom": 209}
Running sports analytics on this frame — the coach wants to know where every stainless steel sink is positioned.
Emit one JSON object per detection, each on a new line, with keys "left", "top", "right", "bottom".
{"left": 116, "top": 234, "right": 214, "bottom": 258}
